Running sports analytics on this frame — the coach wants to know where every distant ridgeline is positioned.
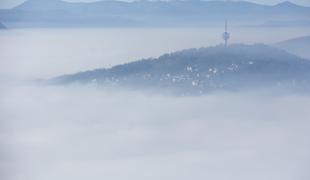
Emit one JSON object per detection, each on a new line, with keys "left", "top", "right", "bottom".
{"left": 0, "top": 0, "right": 309, "bottom": 27}
{"left": 276, "top": 36, "right": 310, "bottom": 60}
{"left": 51, "top": 44, "right": 310, "bottom": 94}
{"left": 0, "top": 22, "right": 6, "bottom": 29}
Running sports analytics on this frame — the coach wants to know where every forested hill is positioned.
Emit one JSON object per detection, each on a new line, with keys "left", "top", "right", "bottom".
{"left": 50, "top": 44, "right": 310, "bottom": 94}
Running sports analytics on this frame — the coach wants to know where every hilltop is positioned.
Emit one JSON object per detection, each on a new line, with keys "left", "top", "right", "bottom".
{"left": 51, "top": 44, "right": 310, "bottom": 94}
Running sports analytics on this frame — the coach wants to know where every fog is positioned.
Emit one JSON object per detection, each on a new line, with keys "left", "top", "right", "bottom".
{"left": 1, "top": 27, "right": 310, "bottom": 180}
{"left": 0, "top": 85, "right": 310, "bottom": 180}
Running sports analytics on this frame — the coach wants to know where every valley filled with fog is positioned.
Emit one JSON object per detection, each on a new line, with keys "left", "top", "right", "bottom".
{"left": 1, "top": 85, "right": 310, "bottom": 180}
{"left": 1, "top": 27, "right": 310, "bottom": 180}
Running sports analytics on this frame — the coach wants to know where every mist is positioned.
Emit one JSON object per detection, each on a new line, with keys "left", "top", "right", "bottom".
{"left": 1, "top": 25, "right": 310, "bottom": 180}
{"left": 0, "top": 84, "right": 310, "bottom": 180}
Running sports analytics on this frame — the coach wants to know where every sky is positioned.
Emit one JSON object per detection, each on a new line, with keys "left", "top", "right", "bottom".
{"left": 0, "top": 0, "right": 310, "bottom": 9}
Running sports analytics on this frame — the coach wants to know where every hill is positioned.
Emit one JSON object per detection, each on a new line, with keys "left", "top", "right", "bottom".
{"left": 276, "top": 36, "right": 310, "bottom": 60}
{"left": 51, "top": 44, "right": 310, "bottom": 94}
{"left": 0, "top": 0, "right": 309, "bottom": 28}
{"left": 0, "top": 22, "right": 6, "bottom": 29}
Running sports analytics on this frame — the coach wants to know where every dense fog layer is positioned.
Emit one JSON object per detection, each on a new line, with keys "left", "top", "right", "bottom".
{"left": 0, "top": 85, "right": 310, "bottom": 180}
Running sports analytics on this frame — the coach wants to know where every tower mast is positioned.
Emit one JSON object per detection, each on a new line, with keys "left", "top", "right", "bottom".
{"left": 222, "top": 20, "right": 230, "bottom": 47}
{"left": 225, "top": 20, "right": 227, "bottom": 33}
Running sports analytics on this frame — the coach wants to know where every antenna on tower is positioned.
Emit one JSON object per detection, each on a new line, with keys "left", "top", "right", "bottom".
{"left": 222, "top": 20, "right": 230, "bottom": 47}
{"left": 225, "top": 20, "right": 227, "bottom": 32}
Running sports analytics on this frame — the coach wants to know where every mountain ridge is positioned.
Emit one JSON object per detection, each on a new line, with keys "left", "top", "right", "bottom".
{"left": 0, "top": 22, "right": 6, "bottom": 29}
{"left": 1, "top": 0, "right": 309, "bottom": 28}
{"left": 276, "top": 36, "right": 310, "bottom": 60}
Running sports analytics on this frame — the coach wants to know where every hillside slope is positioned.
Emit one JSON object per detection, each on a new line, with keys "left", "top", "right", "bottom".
{"left": 51, "top": 44, "right": 310, "bottom": 93}
{"left": 0, "top": 22, "right": 6, "bottom": 29}
{"left": 276, "top": 36, "right": 310, "bottom": 60}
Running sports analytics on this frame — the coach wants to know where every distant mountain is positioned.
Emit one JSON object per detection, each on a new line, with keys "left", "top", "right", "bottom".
{"left": 259, "top": 20, "right": 310, "bottom": 27}
{"left": 50, "top": 44, "right": 310, "bottom": 94}
{"left": 0, "top": 22, "right": 6, "bottom": 29}
{"left": 0, "top": 0, "right": 309, "bottom": 28}
{"left": 276, "top": 36, "right": 310, "bottom": 60}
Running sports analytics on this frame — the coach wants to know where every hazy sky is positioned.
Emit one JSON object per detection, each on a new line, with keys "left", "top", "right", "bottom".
{"left": 0, "top": 0, "right": 310, "bottom": 9}
{"left": 1, "top": 27, "right": 310, "bottom": 79}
